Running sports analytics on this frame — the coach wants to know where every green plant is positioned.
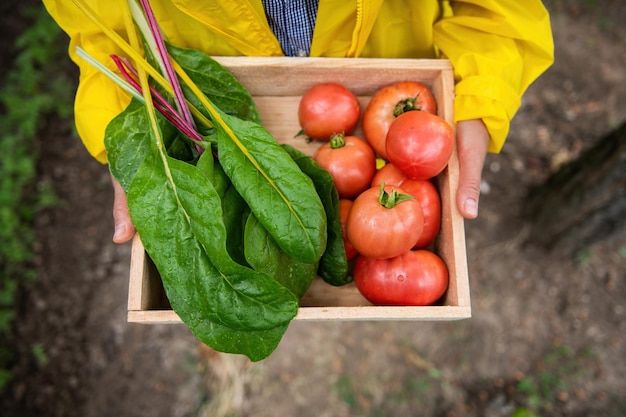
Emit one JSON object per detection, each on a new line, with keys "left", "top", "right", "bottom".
{"left": 335, "top": 374, "right": 357, "bottom": 408}
{"left": 78, "top": 0, "right": 332, "bottom": 361}
{"left": 575, "top": 248, "right": 593, "bottom": 266}
{"left": 514, "top": 343, "right": 595, "bottom": 415}
{"left": 31, "top": 343, "right": 49, "bottom": 366}
{"left": 511, "top": 407, "right": 540, "bottom": 417}
{"left": 332, "top": 354, "right": 445, "bottom": 415}
{"left": 0, "top": 4, "right": 74, "bottom": 389}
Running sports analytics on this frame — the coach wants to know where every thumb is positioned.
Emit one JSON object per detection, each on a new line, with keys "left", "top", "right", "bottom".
{"left": 111, "top": 176, "right": 136, "bottom": 244}
{"left": 455, "top": 120, "right": 489, "bottom": 219}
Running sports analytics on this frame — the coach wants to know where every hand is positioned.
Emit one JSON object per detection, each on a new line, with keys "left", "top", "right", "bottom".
{"left": 111, "top": 175, "right": 136, "bottom": 244}
{"left": 455, "top": 119, "right": 489, "bottom": 219}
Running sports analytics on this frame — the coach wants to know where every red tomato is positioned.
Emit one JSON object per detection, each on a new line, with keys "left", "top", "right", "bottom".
{"left": 353, "top": 249, "right": 449, "bottom": 306}
{"left": 313, "top": 134, "right": 376, "bottom": 199}
{"left": 346, "top": 184, "right": 424, "bottom": 259}
{"left": 298, "top": 83, "right": 361, "bottom": 141}
{"left": 399, "top": 179, "right": 441, "bottom": 248}
{"left": 371, "top": 162, "right": 406, "bottom": 187}
{"left": 362, "top": 81, "right": 437, "bottom": 160}
{"left": 339, "top": 199, "right": 358, "bottom": 261}
{"left": 385, "top": 111, "right": 454, "bottom": 180}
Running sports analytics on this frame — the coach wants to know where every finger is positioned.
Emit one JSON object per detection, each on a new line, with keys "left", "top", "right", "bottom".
{"left": 111, "top": 176, "right": 136, "bottom": 244}
{"left": 455, "top": 119, "right": 490, "bottom": 219}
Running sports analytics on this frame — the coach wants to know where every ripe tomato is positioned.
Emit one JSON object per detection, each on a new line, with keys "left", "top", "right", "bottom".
{"left": 362, "top": 81, "right": 437, "bottom": 160}
{"left": 346, "top": 184, "right": 424, "bottom": 259}
{"left": 385, "top": 111, "right": 454, "bottom": 180}
{"left": 399, "top": 179, "right": 441, "bottom": 248}
{"left": 371, "top": 162, "right": 406, "bottom": 187}
{"left": 353, "top": 249, "right": 449, "bottom": 306}
{"left": 313, "top": 134, "right": 376, "bottom": 199}
{"left": 339, "top": 199, "right": 358, "bottom": 261}
{"left": 298, "top": 82, "right": 361, "bottom": 141}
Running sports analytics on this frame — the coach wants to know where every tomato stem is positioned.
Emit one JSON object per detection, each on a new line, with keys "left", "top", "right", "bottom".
{"left": 378, "top": 182, "right": 414, "bottom": 209}
{"left": 393, "top": 94, "right": 422, "bottom": 117}
{"left": 329, "top": 133, "right": 346, "bottom": 149}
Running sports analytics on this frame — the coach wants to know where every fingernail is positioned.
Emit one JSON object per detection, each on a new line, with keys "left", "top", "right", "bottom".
{"left": 464, "top": 198, "right": 478, "bottom": 218}
{"left": 113, "top": 223, "right": 126, "bottom": 241}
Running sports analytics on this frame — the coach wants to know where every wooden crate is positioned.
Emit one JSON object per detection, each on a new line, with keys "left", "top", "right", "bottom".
{"left": 127, "top": 57, "right": 471, "bottom": 323}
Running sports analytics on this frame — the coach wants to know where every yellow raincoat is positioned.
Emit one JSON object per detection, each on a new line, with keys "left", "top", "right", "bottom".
{"left": 43, "top": 0, "right": 554, "bottom": 164}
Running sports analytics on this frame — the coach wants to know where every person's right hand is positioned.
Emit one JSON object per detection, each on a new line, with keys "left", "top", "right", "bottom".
{"left": 111, "top": 176, "right": 136, "bottom": 244}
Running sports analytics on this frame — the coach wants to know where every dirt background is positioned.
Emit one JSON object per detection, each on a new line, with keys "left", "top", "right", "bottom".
{"left": 2, "top": 1, "right": 625, "bottom": 416}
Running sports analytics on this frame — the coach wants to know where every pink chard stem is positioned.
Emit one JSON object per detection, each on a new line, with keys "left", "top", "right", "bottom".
{"left": 111, "top": 54, "right": 203, "bottom": 143}
{"left": 138, "top": 0, "right": 196, "bottom": 130}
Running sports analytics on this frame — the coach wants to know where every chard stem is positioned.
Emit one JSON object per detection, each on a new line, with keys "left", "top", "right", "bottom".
{"left": 70, "top": 0, "right": 213, "bottom": 131}
{"left": 137, "top": 0, "right": 196, "bottom": 130}
{"left": 75, "top": 46, "right": 143, "bottom": 102}
{"left": 111, "top": 55, "right": 203, "bottom": 143}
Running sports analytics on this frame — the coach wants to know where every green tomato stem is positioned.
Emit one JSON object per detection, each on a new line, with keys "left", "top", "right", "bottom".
{"left": 329, "top": 133, "right": 346, "bottom": 149}
{"left": 393, "top": 93, "right": 423, "bottom": 117}
{"left": 377, "top": 182, "right": 414, "bottom": 209}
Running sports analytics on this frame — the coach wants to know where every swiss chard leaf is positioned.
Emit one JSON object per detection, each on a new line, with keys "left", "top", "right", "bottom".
{"left": 216, "top": 112, "right": 328, "bottom": 265}
{"left": 105, "top": 99, "right": 177, "bottom": 191}
{"left": 282, "top": 144, "right": 351, "bottom": 286}
{"left": 107, "top": 102, "right": 301, "bottom": 360}
{"left": 104, "top": 35, "right": 329, "bottom": 361}
{"left": 87, "top": 0, "right": 339, "bottom": 362}
{"left": 193, "top": 320, "right": 289, "bottom": 363}
{"left": 127, "top": 144, "right": 298, "bottom": 338}
{"left": 244, "top": 212, "right": 318, "bottom": 299}
{"left": 196, "top": 148, "right": 229, "bottom": 197}
{"left": 221, "top": 185, "right": 249, "bottom": 267}
{"left": 196, "top": 150, "right": 248, "bottom": 267}
{"left": 167, "top": 43, "right": 261, "bottom": 124}
{"left": 164, "top": 47, "right": 328, "bottom": 266}
{"left": 105, "top": 98, "right": 199, "bottom": 190}
{"left": 165, "top": 133, "right": 196, "bottom": 162}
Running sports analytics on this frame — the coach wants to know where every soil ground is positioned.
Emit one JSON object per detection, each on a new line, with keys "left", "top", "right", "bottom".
{"left": 2, "top": 1, "right": 626, "bottom": 416}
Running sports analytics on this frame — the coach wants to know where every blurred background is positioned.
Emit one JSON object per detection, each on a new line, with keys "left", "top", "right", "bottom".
{"left": 1, "top": 1, "right": 625, "bottom": 416}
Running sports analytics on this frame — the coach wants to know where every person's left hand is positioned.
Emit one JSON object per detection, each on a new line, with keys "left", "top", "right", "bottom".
{"left": 111, "top": 175, "right": 136, "bottom": 244}
{"left": 454, "top": 119, "right": 489, "bottom": 219}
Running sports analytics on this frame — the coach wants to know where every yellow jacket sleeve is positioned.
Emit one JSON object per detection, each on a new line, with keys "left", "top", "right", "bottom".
{"left": 433, "top": 1, "right": 554, "bottom": 153}
{"left": 42, "top": 0, "right": 135, "bottom": 164}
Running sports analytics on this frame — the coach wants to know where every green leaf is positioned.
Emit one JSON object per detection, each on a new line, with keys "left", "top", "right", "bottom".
{"left": 244, "top": 212, "right": 318, "bottom": 299}
{"left": 104, "top": 42, "right": 329, "bottom": 361}
{"left": 130, "top": 147, "right": 298, "bottom": 328}
{"left": 216, "top": 112, "right": 327, "bottom": 265}
{"left": 105, "top": 99, "right": 182, "bottom": 191}
{"left": 511, "top": 407, "right": 540, "bottom": 417}
{"left": 282, "top": 144, "right": 351, "bottom": 286}
{"left": 221, "top": 186, "right": 249, "bottom": 267}
{"left": 165, "top": 132, "right": 196, "bottom": 162}
{"left": 127, "top": 145, "right": 298, "bottom": 359}
{"left": 193, "top": 320, "right": 289, "bottom": 362}
{"left": 167, "top": 43, "right": 261, "bottom": 124}
{"left": 196, "top": 148, "right": 229, "bottom": 196}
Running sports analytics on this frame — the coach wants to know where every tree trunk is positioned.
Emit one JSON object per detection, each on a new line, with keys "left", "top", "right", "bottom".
{"left": 524, "top": 120, "right": 626, "bottom": 255}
